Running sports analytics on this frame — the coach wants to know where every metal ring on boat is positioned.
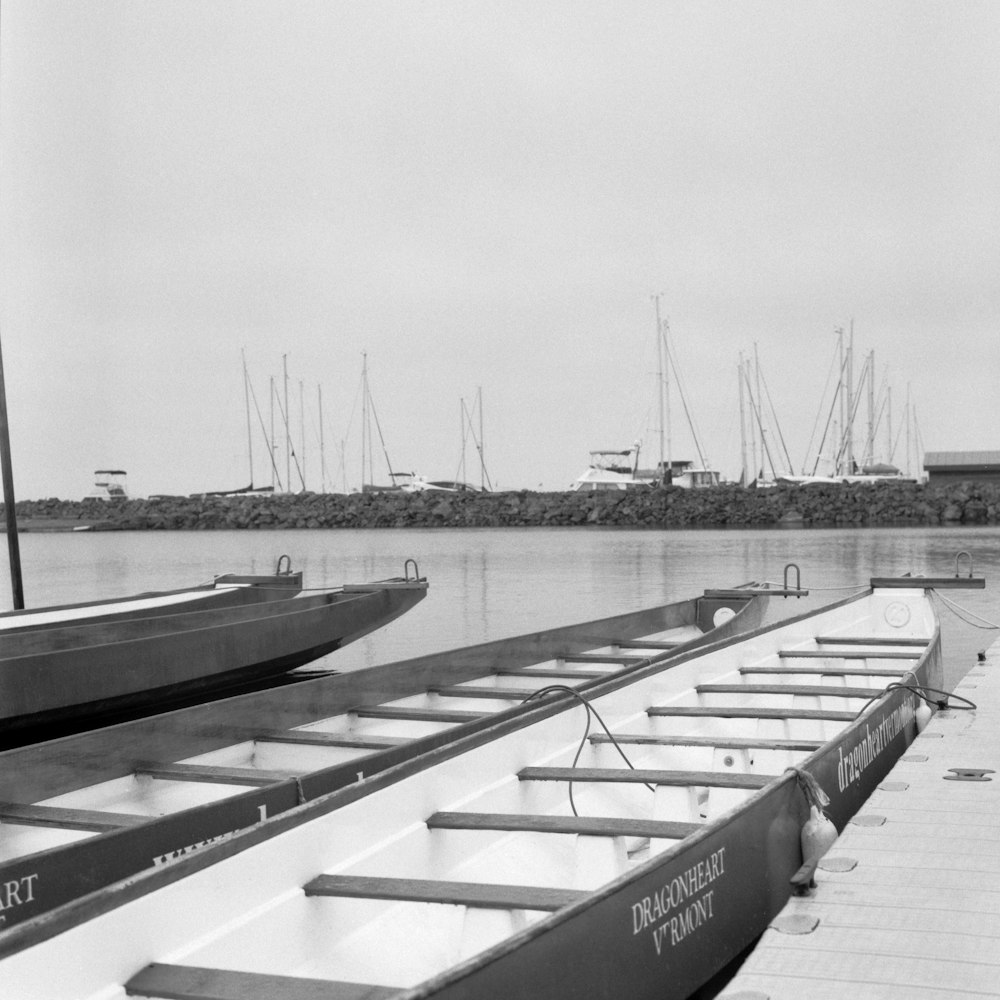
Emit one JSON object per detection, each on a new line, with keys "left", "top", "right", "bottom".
{"left": 276, "top": 554, "right": 292, "bottom": 576}
{"left": 404, "top": 558, "right": 420, "bottom": 582}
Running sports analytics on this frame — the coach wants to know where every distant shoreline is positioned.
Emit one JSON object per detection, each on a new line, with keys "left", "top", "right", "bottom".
{"left": 4, "top": 480, "right": 998, "bottom": 530}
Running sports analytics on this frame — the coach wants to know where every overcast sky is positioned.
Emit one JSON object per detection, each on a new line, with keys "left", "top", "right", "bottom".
{"left": 1, "top": 1, "right": 996, "bottom": 499}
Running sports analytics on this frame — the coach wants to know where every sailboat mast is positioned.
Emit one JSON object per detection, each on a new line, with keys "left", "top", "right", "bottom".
{"left": 241, "top": 349, "right": 254, "bottom": 488}
{"left": 653, "top": 295, "right": 665, "bottom": 482}
{"left": 299, "top": 379, "right": 306, "bottom": 491}
{"left": 0, "top": 337, "right": 23, "bottom": 609}
{"left": 283, "top": 354, "right": 291, "bottom": 493}
{"left": 737, "top": 354, "right": 748, "bottom": 485}
{"left": 318, "top": 384, "right": 326, "bottom": 494}
{"left": 846, "top": 320, "right": 854, "bottom": 473}
{"left": 478, "top": 386, "right": 485, "bottom": 491}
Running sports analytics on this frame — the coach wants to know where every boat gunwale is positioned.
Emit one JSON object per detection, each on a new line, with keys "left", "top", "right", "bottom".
{"left": 0, "top": 584, "right": 885, "bottom": 961}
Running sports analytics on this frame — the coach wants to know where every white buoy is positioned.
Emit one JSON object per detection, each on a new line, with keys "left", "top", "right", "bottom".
{"left": 800, "top": 803, "right": 838, "bottom": 865}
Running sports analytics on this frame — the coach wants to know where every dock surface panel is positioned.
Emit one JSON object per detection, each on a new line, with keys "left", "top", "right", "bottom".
{"left": 721, "top": 635, "right": 1000, "bottom": 1000}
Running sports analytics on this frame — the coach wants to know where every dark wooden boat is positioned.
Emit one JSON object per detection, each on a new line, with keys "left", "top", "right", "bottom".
{"left": 0, "top": 583, "right": 769, "bottom": 929}
{"left": 0, "top": 557, "right": 428, "bottom": 743}
{"left": 0, "top": 575, "right": 983, "bottom": 999}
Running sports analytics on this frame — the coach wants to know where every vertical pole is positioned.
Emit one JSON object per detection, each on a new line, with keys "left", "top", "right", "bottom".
{"left": 905, "top": 382, "right": 911, "bottom": 477}
{"left": 299, "top": 379, "right": 305, "bottom": 491}
{"left": 318, "top": 384, "right": 326, "bottom": 494}
{"left": 478, "top": 386, "right": 485, "bottom": 491}
{"left": 886, "top": 383, "right": 893, "bottom": 465}
{"left": 653, "top": 294, "right": 665, "bottom": 482}
{"left": 753, "top": 342, "right": 765, "bottom": 479}
{"left": 846, "top": 320, "right": 854, "bottom": 474}
{"left": 737, "top": 354, "right": 747, "bottom": 486}
{"left": 283, "top": 354, "right": 290, "bottom": 493}
{"left": 865, "top": 350, "right": 875, "bottom": 465}
{"left": 269, "top": 376, "right": 276, "bottom": 491}
{"left": 0, "top": 338, "right": 24, "bottom": 609}
{"left": 241, "top": 349, "right": 254, "bottom": 488}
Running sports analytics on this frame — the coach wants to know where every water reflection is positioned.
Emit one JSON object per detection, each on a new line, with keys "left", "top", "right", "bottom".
{"left": 9, "top": 525, "right": 998, "bottom": 687}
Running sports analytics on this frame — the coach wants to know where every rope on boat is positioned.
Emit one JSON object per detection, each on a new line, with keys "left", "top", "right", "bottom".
{"left": 521, "top": 685, "right": 655, "bottom": 816}
{"left": 784, "top": 767, "right": 829, "bottom": 810}
{"left": 931, "top": 589, "right": 1000, "bottom": 630}
{"left": 854, "top": 681, "right": 977, "bottom": 721}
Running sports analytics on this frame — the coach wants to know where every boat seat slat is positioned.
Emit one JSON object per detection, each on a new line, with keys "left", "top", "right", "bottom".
{"left": 696, "top": 683, "right": 884, "bottom": 699}
{"left": 612, "top": 639, "right": 683, "bottom": 650}
{"left": 813, "top": 635, "right": 929, "bottom": 646}
{"left": 740, "top": 665, "right": 908, "bottom": 677}
{"left": 495, "top": 667, "right": 609, "bottom": 680}
{"left": 304, "top": 874, "right": 585, "bottom": 911}
{"left": 255, "top": 731, "right": 408, "bottom": 749}
{"left": 559, "top": 653, "right": 648, "bottom": 665}
{"left": 136, "top": 763, "right": 296, "bottom": 786}
{"left": 777, "top": 649, "right": 921, "bottom": 660}
{"left": 0, "top": 802, "right": 148, "bottom": 832}
{"left": 647, "top": 706, "right": 858, "bottom": 721}
{"left": 125, "top": 963, "right": 398, "bottom": 1000}
{"left": 430, "top": 686, "right": 538, "bottom": 700}
{"left": 518, "top": 766, "right": 774, "bottom": 789}
{"left": 352, "top": 706, "right": 487, "bottom": 723}
{"left": 589, "top": 734, "right": 824, "bottom": 751}
{"left": 427, "top": 811, "right": 700, "bottom": 839}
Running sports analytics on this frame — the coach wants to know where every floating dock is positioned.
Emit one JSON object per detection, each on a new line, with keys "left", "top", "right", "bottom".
{"left": 720, "top": 634, "right": 1000, "bottom": 999}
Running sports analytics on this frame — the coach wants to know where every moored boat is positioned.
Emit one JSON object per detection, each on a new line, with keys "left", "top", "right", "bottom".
{"left": 0, "top": 571, "right": 982, "bottom": 998}
{"left": 0, "top": 557, "right": 428, "bottom": 743}
{"left": 0, "top": 583, "right": 767, "bottom": 927}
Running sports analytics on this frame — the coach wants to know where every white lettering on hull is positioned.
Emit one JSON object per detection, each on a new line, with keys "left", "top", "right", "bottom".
{"left": 837, "top": 695, "right": 917, "bottom": 792}
{"left": 0, "top": 873, "right": 39, "bottom": 925}
{"left": 631, "top": 846, "right": 726, "bottom": 954}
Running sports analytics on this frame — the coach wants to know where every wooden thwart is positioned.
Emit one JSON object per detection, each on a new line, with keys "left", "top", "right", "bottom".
{"left": 427, "top": 811, "right": 700, "bottom": 840}
{"left": 648, "top": 706, "right": 857, "bottom": 721}
{"left": 430, "top": 686, "right": 538, "bottom": 701}
{"left": 518, "top": 766, "right": 774, "bottom": 789}
{"left": 495, "top": 667, "right": 609, "bottom": 680}
{"left": 813, "top": 635, "right": 929, "bottom": 646}
{"left": 741, "top": 665, "right": 908, "bottom": 677}
{"left": 589, "top": 734, "right": 824, "bottom": 752}
{"left": 352, "top": 706, "right": 487, "bottom": 723}
{"left": 255, "top": 731, "right": 407, "bottom": 750}
{"left": 696, "top": 683, "right": 885, "bottom": 699}
{"left": 125, "top": 963, "right": 397, "bottom": 1000}
{"left": 613, "top": 639, "right": 682, "bottom": 650}
{"left": 560, "top": 653, "right": 648, "bottom": 665}
{"left": 0, "top": 802, "right": 147, "bottom": 832}
{"left": 778, "top": 650, "right": 921, "bottom": 660}
{"left": 304, "top": 874, "right": 585, "bottom": 911}
{"left": 136, "top": 763, "right": 296, "bottom": 786}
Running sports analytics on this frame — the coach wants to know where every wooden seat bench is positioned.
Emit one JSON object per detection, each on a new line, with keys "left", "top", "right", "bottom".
{"left": 304, "top": 874, "right": 585, "bottom": 911}
{"left": 647, "top": 706, "right": 857, "bottom": 722}
{"left": 695, "top": 683, "right": 885, "bottom": 699}
{"left": 589, "top": 734, "right": 824, "bottom": 752}
{"left": 517, "top": 766, "right": 774, "bottom": 789}
{"left": 426, "top": 811, "right": 699, "bottom": 840}
{"left": 125, "top": 963, "right": 397, "bottom": 1000}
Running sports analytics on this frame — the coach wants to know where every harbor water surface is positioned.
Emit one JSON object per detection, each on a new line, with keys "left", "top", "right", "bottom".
{"left": 12, "top": 525, "right": 999, "bottom": 691}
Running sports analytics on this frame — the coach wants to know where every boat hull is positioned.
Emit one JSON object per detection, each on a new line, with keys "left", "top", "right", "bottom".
{"left": 0, "top": 589, "right": 763, "bottom": 927}
{"left": 0, "top": 576, "right": 427, "bottom": 742}
{"left": 0, "top": 586, "right": 951, "bottom": 1000}
{"left": 404, "top": 662, "right": 936, "bottom": 1000}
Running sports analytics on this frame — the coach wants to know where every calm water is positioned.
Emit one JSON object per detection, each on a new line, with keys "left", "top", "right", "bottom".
{"left": 7, "top": 525, "right": 999, "bottom": 689}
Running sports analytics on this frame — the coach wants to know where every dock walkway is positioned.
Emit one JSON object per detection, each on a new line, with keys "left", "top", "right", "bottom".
{"left": 721, "top": 635, "right": 1000, "bottom": 1000}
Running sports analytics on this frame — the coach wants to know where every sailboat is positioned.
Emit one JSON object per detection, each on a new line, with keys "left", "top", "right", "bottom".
{"left": 573, "top": 301, "right": 720, "bottom": 492}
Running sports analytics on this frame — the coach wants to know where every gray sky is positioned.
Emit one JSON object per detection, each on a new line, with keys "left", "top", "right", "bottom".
{"left": 1, "top": 1, "right": 997, "bottom": 498}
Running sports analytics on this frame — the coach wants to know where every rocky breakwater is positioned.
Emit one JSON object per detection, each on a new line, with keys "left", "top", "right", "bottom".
{"left": 8, "top": 479, "right": 1000, "bottom": 530}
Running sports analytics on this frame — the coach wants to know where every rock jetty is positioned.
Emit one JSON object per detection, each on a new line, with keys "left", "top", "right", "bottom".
{"left": 7, "top": 480, "right": 1000, "bottom": 530}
